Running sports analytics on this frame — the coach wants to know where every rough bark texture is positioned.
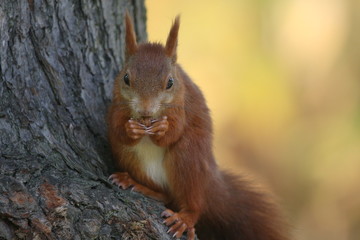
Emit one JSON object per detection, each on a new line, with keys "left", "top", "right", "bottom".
{"left": 0, "top": 0, "right": 186, "bottom": 239}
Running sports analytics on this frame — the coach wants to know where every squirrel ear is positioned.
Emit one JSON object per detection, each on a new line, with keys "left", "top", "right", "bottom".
{"left": 165, "top": 16, "right": 180, "bottom": 63}
{"left": 125, "top": 11, "right": 138, "bottom": 59}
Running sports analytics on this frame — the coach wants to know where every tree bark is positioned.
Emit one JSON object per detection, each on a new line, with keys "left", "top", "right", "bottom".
{"left": 0, "top": 0, "right": 183, "bottom": 239}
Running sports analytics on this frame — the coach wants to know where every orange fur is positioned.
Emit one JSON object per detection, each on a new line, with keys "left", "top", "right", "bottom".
{"left": 125, "top": 11, "right": 138, "bottom": 58}
{"left": 108, "top": 14, "right": 288, "bottom": 240}
{"left": 165, "top": 16, "right": 180, "bottom": 62}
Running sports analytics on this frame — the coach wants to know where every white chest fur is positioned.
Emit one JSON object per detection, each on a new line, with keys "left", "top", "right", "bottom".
{"left": 132, "top": 136, "right": 168, "bottom": 188}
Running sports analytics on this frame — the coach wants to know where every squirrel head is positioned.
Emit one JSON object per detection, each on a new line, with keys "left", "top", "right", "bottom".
{"left": 117, "top": 12, "right": 184, "bottom": 119}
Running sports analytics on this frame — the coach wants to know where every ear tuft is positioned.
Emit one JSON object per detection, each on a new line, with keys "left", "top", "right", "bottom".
{"left": 165, "top": 16, "right": 180, "bottom": 63}
{"left": 125, "top": 11, "right": 138, "bottom": 58}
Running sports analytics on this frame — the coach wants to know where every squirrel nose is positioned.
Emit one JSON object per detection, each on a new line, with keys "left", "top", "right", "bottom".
{"left": 136, "top": 99, "right": 157, "bottom": 117}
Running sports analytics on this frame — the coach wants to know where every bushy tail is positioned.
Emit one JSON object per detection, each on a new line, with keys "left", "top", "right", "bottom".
{"left": 197, "top": 171, "right": 289, "bottom": 240}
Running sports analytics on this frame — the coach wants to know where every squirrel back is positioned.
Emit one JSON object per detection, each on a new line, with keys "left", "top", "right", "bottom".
{"left": 167, "top": 65, "right": 288, "bottom": 240}
{"left": 107, "top": 12, "right": 289, "bottom": 240}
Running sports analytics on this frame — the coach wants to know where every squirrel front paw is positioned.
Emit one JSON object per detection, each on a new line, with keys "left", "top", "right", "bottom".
{"left": 125, "top": 119, "right": 147, "bottom": 140}
{"left": 146, "top": 116, "right": 169, "bottom": 138}
{"left": 127, "top": 116, "right": 169, "bottom": 139}
{"left": 161, "top": 209, "right": 196, "bottom": 240}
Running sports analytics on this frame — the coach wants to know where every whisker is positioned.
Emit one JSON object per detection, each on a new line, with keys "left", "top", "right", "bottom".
{"left": 160, "top": 103, "right": 211, "bottom": 122}
{"left": 112, "top": 102, "right": 130, "bottom": 107}
{"left": 161, "top": 103, "right": 183, "bottom": 109}
{"left": 111, "top": 102, "right": 210, "bottom": 122}
{"left": 161, "top": 103, "right": 194, "bottom": 114}
{"left": 111, "top": 106, "right": 129, "bottom": 111}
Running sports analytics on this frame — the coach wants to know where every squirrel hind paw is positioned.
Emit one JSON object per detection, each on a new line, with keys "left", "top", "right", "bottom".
{"left": 162, "top": 209, "right": 196, "bottom": 240}
{"left": 108, "top": 172, "right": 134, "bottom": 189}
{"left": 161, "top": 209, "right": 175, "bottom": 218}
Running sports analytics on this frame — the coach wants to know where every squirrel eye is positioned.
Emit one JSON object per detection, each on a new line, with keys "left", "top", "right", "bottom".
{"left": 123, "top": 73, "right": 130, "bottom": 86}
{"left": 166, "top": 77, "right": 174, "bottom": 89}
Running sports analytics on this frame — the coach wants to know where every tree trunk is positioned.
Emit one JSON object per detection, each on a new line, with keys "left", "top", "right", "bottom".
{"left": 0, "top": 1, "right": 184, "bottom": 239}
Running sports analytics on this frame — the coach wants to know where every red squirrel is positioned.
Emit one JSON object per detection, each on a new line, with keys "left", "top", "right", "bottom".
{"left": 108, "top": 12, "right": 288, "bottom": 240}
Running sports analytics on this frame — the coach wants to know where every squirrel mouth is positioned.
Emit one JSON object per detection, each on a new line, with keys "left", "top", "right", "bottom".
{"left": 138, "top": 116, "right": 157, "bottom": 127}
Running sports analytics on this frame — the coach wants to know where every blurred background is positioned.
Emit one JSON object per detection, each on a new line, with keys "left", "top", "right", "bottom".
{"left": 146, "top": 0, "right": 360, "bottom": 239}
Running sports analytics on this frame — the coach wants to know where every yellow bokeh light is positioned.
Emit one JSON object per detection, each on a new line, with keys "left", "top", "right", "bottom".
{"left": 146, "top": 1, "right": 360, "bottom": 239}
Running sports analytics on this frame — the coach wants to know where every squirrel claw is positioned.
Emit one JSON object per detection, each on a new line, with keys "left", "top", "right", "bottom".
{"left": 161, "top": 209, "right": 175, "bottom": 218}
{"left": 162, "top": 209, "right": 196, "bottom": 240}
{"left": 146, "top": 118, "right": 169, "bottom": 137}
{"left": 108, "top": 172, "right": 135, "bottom": 190}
